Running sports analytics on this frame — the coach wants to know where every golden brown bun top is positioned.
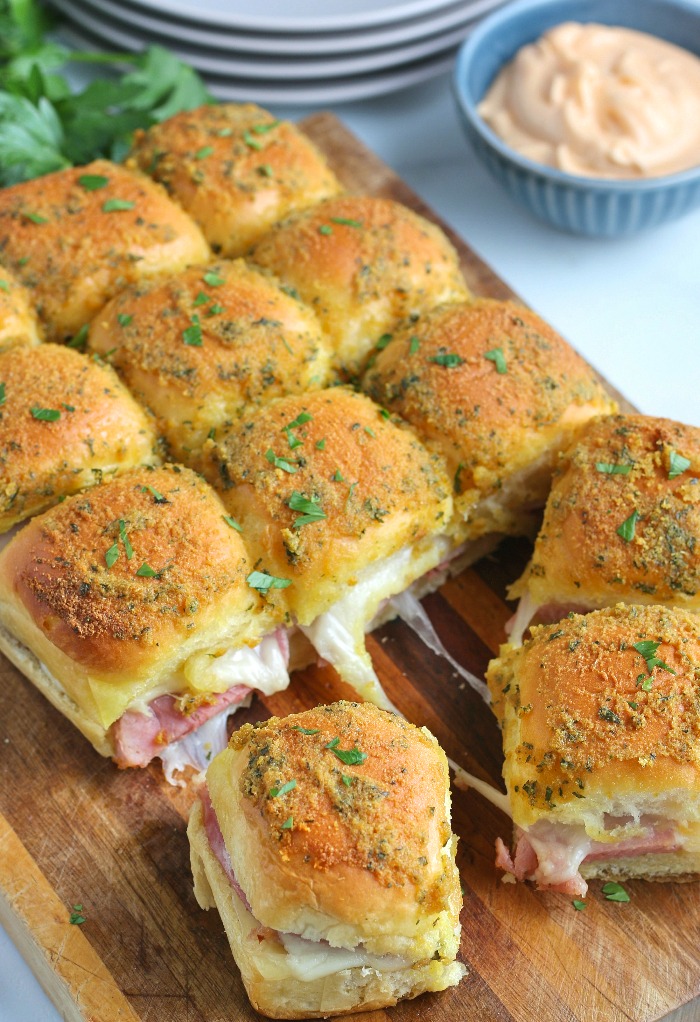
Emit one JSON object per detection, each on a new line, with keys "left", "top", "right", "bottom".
{"left": 362, "top": 299, "right": 617, "bottom": 513}
{"left": 0, "top": 344, "right": 157, "bottom": 530}
{"left": 207, "top": 701, "right": 460, "bottom": 947}
{"left": 511, "top": 414, "right": 700, "bottom": 610}
{"left": 0, "top": 159, "right": 209, "bottom": 341}
{"left": 249, "top": 195, "right": 470, "bottom": 375}
{"left": 210, "top": 387, "right": 452, "bottom": 621}
{"left": 0, "top": 265, "right": 42, "bottom": 350}
{"left": 487, "top": 604, "right": 700, "bottom": 825}
{"left": 88, "top": 258, "right": 331, "bottom": 466}
{"left": 0, "top": 464, "right": 265, "bottom": 678}
{"left": 128, "top": 103, "right": 342, "bottom": 257}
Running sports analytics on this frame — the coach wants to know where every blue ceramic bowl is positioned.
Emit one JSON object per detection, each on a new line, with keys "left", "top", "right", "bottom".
{"left": 453, "top": 0, "right": 700, "bottom": 236}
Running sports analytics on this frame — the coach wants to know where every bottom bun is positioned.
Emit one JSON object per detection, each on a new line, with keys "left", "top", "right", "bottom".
{"left": 188, "top": 800, "right": 465, "bottom": 1019}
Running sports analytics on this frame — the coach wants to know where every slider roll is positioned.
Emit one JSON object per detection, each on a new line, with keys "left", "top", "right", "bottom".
{"left": 128, "top": 103, "right": 342, "bottom": 258}
{"left": 0, "top": 344, "right": 157, "bottom": 534}
{"left": 362, "top": 298, "right": 617, "bottom": 544}
{"left": 487, "top": 604, "right": 700, "bottom": 896}
{"left": 249, "top": 195, "right": 470, "bottom": 377}
{"left": 0, "top": 267, "right": 42, "bottom": 351}
{"left": 188, "top": 700, "right": 466, "bottom": 1018}
{"left": 88, "top": 258, "right": 331, "bottom": 470}
{"left": 0, "top": 465, "right": 288, "bottom": 778}
{"left": 508, "top": 414, "right": 700, "bottom": 644}
{"left": 0, "top": 159, "right": 209, "bottom": 342}
{"left": 209, "top": 387, "right": 453, "bottom": 707}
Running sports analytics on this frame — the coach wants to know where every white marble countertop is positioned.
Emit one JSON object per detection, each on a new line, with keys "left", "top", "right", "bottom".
{"left": 1, "top": 51, "right": 699, "bottom": 1022}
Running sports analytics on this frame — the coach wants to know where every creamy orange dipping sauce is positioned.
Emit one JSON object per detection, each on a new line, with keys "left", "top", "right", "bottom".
{"left": 478, "top": 22, "right": 700, "bottom": 178}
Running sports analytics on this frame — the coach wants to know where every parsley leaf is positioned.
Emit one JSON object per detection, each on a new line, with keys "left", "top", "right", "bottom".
{"left": 429, "top": 352, "right": 465, "bottom": 368}
{"left": 633, "top": 639, "right": 676, "bottom": 677}
{"left": 668, "top": 449, "right": 691, "bottom": 479}
{"left": 602, "top": 882, "right": 630, "bottom": 903}
{"left": 324, "top": 737, "right": 367, "bottom": 766}
{"left": 30, "top": 405, "right": 60, "bottom": 421}
{"left": 616, "top": 509, "right": 639, "bottom": 542}
{"left": 265, "top": 448, "right": 297, "bottom": 473}
{"left": 595, "top": 462, "right": 632, "bottom": 475}
{"left": 288, "top": 490, "right": 326, "bottom": 528}
{"left": 246, "top": 570, "right": 291, "bottom": 592}
{"left": 484, "top": 347, "right": 507, "bottom": 374}
{"left": 269, "top": 779, "right": 296, "bottom": 798}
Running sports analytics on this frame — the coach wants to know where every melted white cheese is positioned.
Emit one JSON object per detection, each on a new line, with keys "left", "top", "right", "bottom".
{"left": 205, "top": 632, "right": 290, "bottom": 697}
{"left": 160, "top": 694, "right": 252, "bottom": 786}
{"left": 278, "top": 932, "right": 409, "bottom": 982}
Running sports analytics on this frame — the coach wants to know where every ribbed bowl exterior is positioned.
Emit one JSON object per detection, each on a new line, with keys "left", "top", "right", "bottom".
{"left": 453, "top": 0, "right": 700, "bottom": 237}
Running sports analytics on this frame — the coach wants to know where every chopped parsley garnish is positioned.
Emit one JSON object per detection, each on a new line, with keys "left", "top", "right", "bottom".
{"left": 291, "top": 725, "right": 320, "bottom": 735}
{"left": 484, "top": 347, "right": 507, "bottom": 374}
{"left": 284, "top": 411, "right": 312, "bottom": 432}
{"left": 330, "top": 216, "right": 362, "bottom": 227}
{"left": 105, "top": 543, "right": 119, "bottom": 569}
{"left": 251, "top": 120, "right": 280, "bottom": 134}
{"left": 140, "top": 484, "right": 167, "bottom": 503}
{"left": 324, "top": 737, "right": 367, "bottom": 766}
{"left": 265, "top": 448, "right": 297, "bottom": 473}
{"left": 0, "top": 279, "right": 9, "bottom": 292}
{"left": 222, "top": 515, "right": 242, "bottom": 532}
{"left": 595, "top": 462, "right": 632, "bottom": 475}
{"left": 602, "top": 881, "right": 630, "bottom": 903}
{"left": 192, "top": 291, "right": 210, "bottom": 307}
{"left": 69, "top": 904, "right": 86, "bottom": 925}
{"left": 409, "top": 335, "right": 420, "bottom": 354}
{"left": 183, "top": 314, "right": 203, "bottom": 346}
{"left": 269, "top": 778, "right": 296, "bottom": 798}
{"left": 341, "top": 774, "right": 354, "bottom": 786}
{"left": 194, "top": 145, "right": 213, "bottom": 160}
{"left": 242, "top": 130, "right": 261, "bottom": 150}
{"left": 332, "top": 469, "right": 344, "bottom": 482}
{"left": 246, "top": 570, "right": 291, "bottom": 592}
{"left": 78, "top": 174, "right": 108, "bottom": 191}
{"left": 0, "top": 382, "right": 5, "bottom": 405}
{"left": 67, "top": 324, "right": 89, "bottom": 349}
{"left": 429, "top": 352, "right": 465, "bottom": 368}
{"left": 118, "top": 519, "right": 134, "bottom": 560}
{"left": 315, "top": 438, "right": 326, "bottom": 450}
{"left": 24, "top": 210, "right": 47, "bottom": 223}
{"left": 616, "top": 509, "right": 639, "bottom": 542}
{"left": 318, "top": 224, "right": 332, "bottom": 235}
{"left": 136, "top": 563, "right": 158, "bottom": 577}
{"left": 117, "top": 313, "right": 133, "bottom": 327}
{"left": 102, "top": 198, "right": 135, "bottom": 212}
{"left": 30, "top": 406, "right": 60, "bottom": 421}
{"left": 598, "top": 707, "right": 621, "bottom": 725}
{"left": 668, "top": 449, "right": 691, "bottom": 479}
{"left": 203, "top": 271, "right": 225, "bottom": 287}
{"left": 281, "top": 815, "right": 293, "bottom": 829}
{"left": 572, "top": 900, "right": 586, "bottom": 911}
{"left": 288, "top": 491, "right": 326, "bottom": 527}
{"left": 257, "top": 163, "right": 273, "bottom": 178}
{"left": 633, "top": 639, "right": 676, "bottom": 676}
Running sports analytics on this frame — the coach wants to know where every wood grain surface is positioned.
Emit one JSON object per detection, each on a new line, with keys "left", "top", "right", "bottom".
{"left": 0, "top": 113, "right": 697, "bottom": 1022}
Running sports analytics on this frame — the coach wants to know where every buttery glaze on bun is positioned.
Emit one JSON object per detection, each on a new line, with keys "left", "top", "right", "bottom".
{"left": 0, "top": 266, "right": 42, "bottom": 351}
{"left": 208, "top": 387, "right": 453, "bottom": 705}
{"left": 188, "top": 700, "right": 466, "bottom": 1018}
{"left": 88, "top": 258, "right": 331, "bottom": 468}
{"left": 487, "top": 604, "right": 700, "bottom": 896}
{"left": 0, "top": 465, "right": 280, "bottom": 762}
{"left": 508, "top": 414, "right": 700, "bottom": 643}
{"left": 0, "top": 159, "right": 209, "bottom": 341}
{"left": 0, "top": 344, "right": 157, "bottom": 533}
{"left": 128, "top": 103, "right": 342, "bottom": 258}
{"left": 249, "top": 195, "right": 470, "bottom": 376}
{"left": 362, "top": 298, "right": 617, "bottom": 542}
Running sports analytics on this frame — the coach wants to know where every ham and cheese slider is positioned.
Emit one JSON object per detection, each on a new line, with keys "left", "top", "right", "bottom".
{"left": 0, "top": 159, "right": 209, "bottom": 342}
{"left": 487, "top": 604, "right": 700, "bottom": 897}
{"left": 128, "top": 103, "right": 342, "bottom": 258}
{"left": 188, "top": 700, "right": 466, "bottom": 1018}
{"left": 0, "top": 266, "right": 42, "bottom": 351}
{"left": 88, "top": 258, "right": 331, "bottom": 469}
{"left": 0, "top": 465, "right": 290, "bottom": 781}
{"left": 507, "top": 414, "right": 700, "bottom": 644}
{"left": 0, "top": 344, "right": 157, "bottom": 534}
{"left": 249, "top": 195, "right": 470, "bottom": 377}
{"left": 362, "top": 298, "right": 616, "bottom": 548}
{"left": 207, "top": 387, "right": 453, "bottom": 709}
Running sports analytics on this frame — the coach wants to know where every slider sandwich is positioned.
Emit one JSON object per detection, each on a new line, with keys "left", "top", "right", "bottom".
{"left": 128, "top": 102, "right": 342, "bottom": 258}
{"left": 362, "top": 298, "right": 616, "bottom": 551}
{"left": 88, "top": 258, "right": 331, "bottom": 470}
{"left": 0, "top": 159, "right": 209, "bottom": 342}
{"left": 0, "top": 266, "right": 42, "bottom": 351}
{"left": 0, "top": 465, "right": 292, "bottom": 781}
{"left": 507, "top": 414, "right": 700, "bottom": 644}
{"left": 188, "top": 700, "right": 466, "bottom": 1018}
{"left": 249, "top": 195, "right": 470, "bottom": 378}
{"left": 207, "top": 387, "right": 453, "bottom": 709}
{"left": 0, "top": 344, "right": 157, "bottom": 535}
{"left": 487, "top": 604, "right": 700, "bottom": 896}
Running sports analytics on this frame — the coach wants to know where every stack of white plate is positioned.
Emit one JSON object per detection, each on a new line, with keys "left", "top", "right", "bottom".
{"left": 49, "top": 0, "right": 509, "bottom": 105}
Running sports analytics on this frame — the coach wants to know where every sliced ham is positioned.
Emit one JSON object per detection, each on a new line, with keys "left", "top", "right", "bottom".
{"left": 112, "top": 684, "right": 251, "bottom": 768}
{"left": 201, "top": 786, "right": 253, "bottom": 912}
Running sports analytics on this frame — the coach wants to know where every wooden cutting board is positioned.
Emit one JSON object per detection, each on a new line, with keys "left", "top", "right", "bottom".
{"left": 0, "top": 113, "right": 697, "bottom": 1022}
